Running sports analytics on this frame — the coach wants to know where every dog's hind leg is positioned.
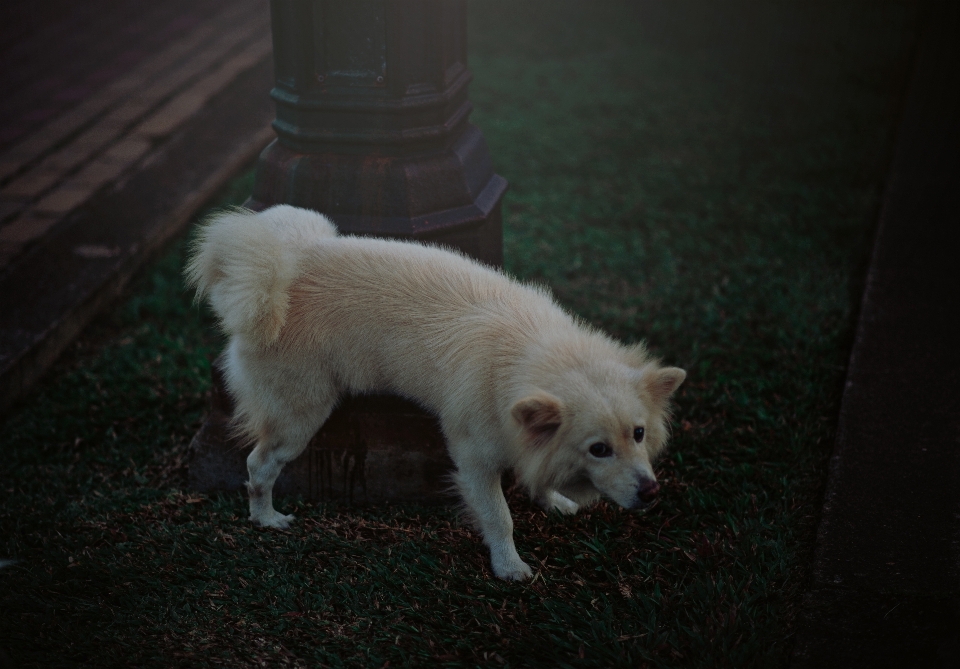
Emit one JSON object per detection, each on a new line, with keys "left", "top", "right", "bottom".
{"left": 246, "top": 402, "right": 334, "bottom": 529}
{"left": 246, "top": 439, "right": 300, "bottom": 529}
{"left": 453, "top": 462, "right": 533, "bottom": 581}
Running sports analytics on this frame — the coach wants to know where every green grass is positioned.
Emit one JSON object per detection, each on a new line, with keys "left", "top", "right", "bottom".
{"left": 0, "top": 1, "right": 918, "bottom": 666}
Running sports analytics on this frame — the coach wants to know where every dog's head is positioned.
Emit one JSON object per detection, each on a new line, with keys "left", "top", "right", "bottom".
{"left": 510, "top": 357, "right": 685, "bottom": 510}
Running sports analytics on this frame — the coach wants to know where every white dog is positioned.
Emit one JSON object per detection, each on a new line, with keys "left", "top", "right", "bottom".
{"left": 187, "top": 205, "right": 685, "bottom": 580}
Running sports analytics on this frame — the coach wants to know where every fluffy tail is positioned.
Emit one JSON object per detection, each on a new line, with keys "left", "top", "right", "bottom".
{"left": 185, "top": 204, "right": 338, "bottom": 346}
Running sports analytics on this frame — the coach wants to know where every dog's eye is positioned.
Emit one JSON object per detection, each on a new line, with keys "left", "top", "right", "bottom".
{"left": 634, "top": 427, "right": 645, "bottom": 442}
{"left": 589, "top": 442, "right": 612, "bottom": 458}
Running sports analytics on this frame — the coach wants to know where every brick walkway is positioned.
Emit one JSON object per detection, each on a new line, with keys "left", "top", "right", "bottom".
{"left": 0, "top": 0, "right": 272, "bottom": 268}
{"left": 0, "top": 0, "right": 276, "bottom": 410}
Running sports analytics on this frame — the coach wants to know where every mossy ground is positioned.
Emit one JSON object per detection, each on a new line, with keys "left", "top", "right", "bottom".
{"left": 0, "top": 1, "right": 919, "bottom": 666}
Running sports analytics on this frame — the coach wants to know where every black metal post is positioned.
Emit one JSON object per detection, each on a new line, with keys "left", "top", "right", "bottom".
{"left": 252, "top": 0, "right": 505, "bottom": 264}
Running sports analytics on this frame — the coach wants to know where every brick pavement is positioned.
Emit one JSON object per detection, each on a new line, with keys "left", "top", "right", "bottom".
{"left": 0, "top": 0, "right": 276, "bottom": 410}
{"left": 0, "top": 1, "right": 238, "bottom": 152}
{"left": 0, "top": 0, "right": 272, "bottom": 267}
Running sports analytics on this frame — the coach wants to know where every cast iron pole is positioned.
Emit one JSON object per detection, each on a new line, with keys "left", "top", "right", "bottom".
{"left": 253, "top": 0, "right": 505, "bottom": 264}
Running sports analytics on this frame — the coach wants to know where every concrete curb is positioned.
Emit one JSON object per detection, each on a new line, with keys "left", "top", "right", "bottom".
{"left": 791, "top": 2, "right": 960, "bottom": 666}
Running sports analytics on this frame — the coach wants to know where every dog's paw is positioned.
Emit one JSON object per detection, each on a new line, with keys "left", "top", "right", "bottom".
{"left": 251, "top": 511, "right": 295, "bottom": 529}
{"left": 495, "top": 561, "right": 534, "bottom": 581}
{"left": 491, "top": 555, "right": 534, "bottom": 581}
{"left": 544, "top": 490, "right": 579, "bottom": 515}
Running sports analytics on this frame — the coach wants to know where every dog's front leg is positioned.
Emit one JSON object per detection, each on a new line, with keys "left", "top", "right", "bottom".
{"left": 455, "top": 465, "right": 533, "bottom": 581}
{"left": 541, "top": 490, "right": 580, "bottom": 515}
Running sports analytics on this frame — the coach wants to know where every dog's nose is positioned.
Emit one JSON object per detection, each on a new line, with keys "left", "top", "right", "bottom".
{"left": 638, "top": 479, "right": 660, "bottom": 503}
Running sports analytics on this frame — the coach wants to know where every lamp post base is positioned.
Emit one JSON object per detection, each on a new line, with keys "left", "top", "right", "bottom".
{"left": 248, "top": 126, "right": 506, "bottom": 267}
{"left": 188, "top": 356, "right": 456, "bottom": 504}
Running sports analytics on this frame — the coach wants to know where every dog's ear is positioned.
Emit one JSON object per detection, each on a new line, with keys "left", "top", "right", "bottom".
{"left": 511, "top": 393, "right": 564, "bottom": 447}
{"left": 643, "top": 366, "right": 686, "bottom": 405}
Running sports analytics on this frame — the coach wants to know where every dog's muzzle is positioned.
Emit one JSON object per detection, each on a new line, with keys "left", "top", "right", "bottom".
{"left": 630, "top": 479, "right": 660, "bottom": 509}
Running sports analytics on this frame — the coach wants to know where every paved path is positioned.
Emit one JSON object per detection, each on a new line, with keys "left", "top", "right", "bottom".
{"left": 1, "top": 1, "right": 233, "bottom": 154}
{"left": 791, "top": 2, "right": 960, "bottom": 666}
{"left": 0, "top": 0, "right": 271, "bottom": 267}
{"left": 0, "top": 0, "right": 275, "bottom": 411}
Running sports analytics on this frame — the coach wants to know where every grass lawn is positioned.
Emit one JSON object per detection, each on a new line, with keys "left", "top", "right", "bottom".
{"left": 0, "top": 1, "right": 919, "bottom": 667}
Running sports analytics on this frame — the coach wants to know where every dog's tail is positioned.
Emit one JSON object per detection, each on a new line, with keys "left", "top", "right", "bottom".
{"left": 185, "top": 204, "right": 338, "bottom": 346}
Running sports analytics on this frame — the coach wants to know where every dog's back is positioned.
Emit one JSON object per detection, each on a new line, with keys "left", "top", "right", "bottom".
{"left": 290, "top": 233, "right": 574, "bottom": 410}
{"left": 186, "top": 205, "right": 571, "bottom": 412}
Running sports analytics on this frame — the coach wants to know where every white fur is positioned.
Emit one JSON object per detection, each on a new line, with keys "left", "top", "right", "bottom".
{"left": 187, "top": 205, "right": 686, "bottom": 580}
